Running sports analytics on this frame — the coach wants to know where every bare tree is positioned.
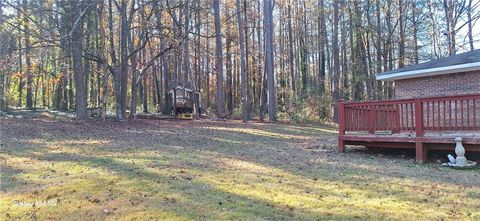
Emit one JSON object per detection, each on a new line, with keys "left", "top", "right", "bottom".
{"left": 23, "top": 0, "right": 33, "bottom": 109}
{"left": 443, "top": 0, "right": 468, "bottom": 55}
{"left": 467, "top": 0, "right": 475, "bottom": 51}
{"left": 398, "top": 0, "right": 405, "bottom": 68}
{"left": 16, "top": 1, "right": 23, "bottom": 107}
{"left": 236, "top": 0, "right": 249, "bottom": 122}
{"left": 332, "top": 0, "right": 341, "bottom": 122}
{"left": 119, "top": 0, "right": 131, "bottom": 120}
{"left": 412, "top": 0, "right": 419, "bottom": 64}
{"left": 213, "top": 0, "right": 225, "bottom": 118}
{"left": 66, "top": 0, "right": 88, "bottom": 119}
{"left": 264, "top": 0, "right": 276, "bottom": 121}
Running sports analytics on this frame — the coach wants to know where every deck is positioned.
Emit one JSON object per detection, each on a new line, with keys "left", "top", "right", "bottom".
{"left": 338, "top": 93, "right": 480, "bottom": 162}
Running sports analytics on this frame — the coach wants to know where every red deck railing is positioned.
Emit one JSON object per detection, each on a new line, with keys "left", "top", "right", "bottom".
{"left": 337, "top": 93, "right": 480, "bottom": 162}
{"left": 338, "top": 93, "right": 480, "bottom": 136}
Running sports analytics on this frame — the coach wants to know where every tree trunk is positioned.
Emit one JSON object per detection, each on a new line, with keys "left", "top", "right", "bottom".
{"left": 398, "top": 0, "right": 405, "bottom": 68}
{"left": 443, "top": 0, "right": 455, "bottom": 55}
{"left": 193, "top": 0, "right": 201, "bottom": 118}
{"left": 264, "top": 0, "right": 276, "bottom": 122}
{"left": 129, "top": 27, "right": 138, "bottom": 119}
{"left": 149, "top": 44, "right": 159, "bottom": 113}
{"left": 142, "top": 36, "right": 149, "bottom": 113}
{"left": 236, "top": 0, "right": 249, "bottom": 122}
{"left": 182, "top": 0, "right": 191, "bottom": 85}
{"left": 317, "top": 0, "right": 326, "bottom": 99}
{"left": 468, "top": 0, "right": 475, "bottom": 51}
{"left": 109, "top": 0, "right": 122, "bottom": 120}
{"left": 259, "top": 69, "right": 267, "bottom": 122}
{"left": 255, "top": 0, "right": 263, "bottom": 114}
{"left": 119, "top": 0, "right": 130, "bottom": 120}
{"left": 375, "top": 0, "right": 383, "bottom": 98}
{"left": 412, "top": 0, "right": 419, "bottom": 64}
{"left": 68, "top": 0, "right": 88, "bottom": 120}
{"left": 226, "top": 20, "right": 233, "bottom": 113}
{"left": 23, "top": 0, "right": 33, "bottom": 109}
{"left": 17, "top": 3, "right": 23, "bottom": 108}
{"left": 332, "top": 0, "right": 341, "bottom": 122}
{"left": 97, "top": 1, "right": 108, "bottom": 121}
{"left": 213, "top": 0, "right": 225, "bottom": 118}
{"left": 152, "top": 1, "right": 171, "bottom": 115}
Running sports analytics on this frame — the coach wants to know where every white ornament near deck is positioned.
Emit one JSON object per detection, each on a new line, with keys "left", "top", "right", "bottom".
{"left": 443, "top": 137, "right": 478, "bottom": 169}
{"left": 454, "top": 137, "right": 467, "bottom": 166}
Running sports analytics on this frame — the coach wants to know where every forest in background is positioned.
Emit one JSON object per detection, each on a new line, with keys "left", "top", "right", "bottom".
{"left": 0, "top": 0, "right": 479, "bottom": 122}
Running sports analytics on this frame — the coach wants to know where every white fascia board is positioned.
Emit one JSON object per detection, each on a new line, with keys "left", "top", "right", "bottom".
{"left": 376, "top": 61, "right": 480, "bottom": 81}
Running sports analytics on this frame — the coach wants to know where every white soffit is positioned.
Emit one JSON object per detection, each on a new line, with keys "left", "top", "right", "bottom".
{"left": 376, "top": 61, "right": 480, "bottom": 81}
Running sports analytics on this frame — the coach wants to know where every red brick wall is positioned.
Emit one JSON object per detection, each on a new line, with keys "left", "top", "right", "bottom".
{"left": 394, "top": 70, "right": 480, "bottom": 99}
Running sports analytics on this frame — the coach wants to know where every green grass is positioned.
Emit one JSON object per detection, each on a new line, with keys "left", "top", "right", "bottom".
{"left": 1, "top": 117, "right": 480, "bottom": 220}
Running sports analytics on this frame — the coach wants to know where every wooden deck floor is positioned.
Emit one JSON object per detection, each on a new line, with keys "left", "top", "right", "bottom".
{"left": 340, "top": 131, "right": 480, "bottom": 162}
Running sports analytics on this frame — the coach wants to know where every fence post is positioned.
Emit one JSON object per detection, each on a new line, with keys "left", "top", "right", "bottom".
{"left": 392, "top": 105, "right": 400, "bottom": 133}
{"left": 369, "top": 104, "right": 376, "bottom": 134}
{"left": 414, "top": 98, "right": 426, "bottom": 162}
{"left": 338, "top": 99, "right": 346, "bottom": 152}
{"left": 415, "top": 99, "right": 424, "bottom": 137}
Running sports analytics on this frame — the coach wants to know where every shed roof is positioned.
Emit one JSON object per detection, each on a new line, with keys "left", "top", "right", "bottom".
{"left": 377, "top": 49, "right": 480, "bottom": 81}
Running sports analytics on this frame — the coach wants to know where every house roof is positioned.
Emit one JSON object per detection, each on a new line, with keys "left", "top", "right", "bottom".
{"left": 376, "top": 49, "right": 480, "bottom": 81}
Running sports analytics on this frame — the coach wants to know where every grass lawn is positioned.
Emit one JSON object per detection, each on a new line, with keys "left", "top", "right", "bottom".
{"left": 1, "top": 113, "right": 480, "bottom": 220}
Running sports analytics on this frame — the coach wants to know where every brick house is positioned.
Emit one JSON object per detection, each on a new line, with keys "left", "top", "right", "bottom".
{"left": 338, "top": 50, "right": 480, "bottom": 162}
{"left": 377, "top": 49, "right": 480, "bottom": 99}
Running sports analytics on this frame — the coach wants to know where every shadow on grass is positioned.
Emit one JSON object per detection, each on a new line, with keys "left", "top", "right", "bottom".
{"left": 2, "top": 146, "right": 376, "bottom": 220}
{"left": 4, "top": 141, "right": 478, "bottom": 220}
{"left": 0, "top": 164, "right": 30, "bottom": 192}
{"left": 4, "top": 117, "right": 478, "bottom": 189}
{"left": 2, "top": 118, "right": 480, "bottom": 220}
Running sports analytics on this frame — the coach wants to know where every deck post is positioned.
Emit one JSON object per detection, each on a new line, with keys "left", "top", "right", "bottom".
{"left": 415, "top": 99, "right": 424, "bottom": 137}
{"left": 415, "top": 99, "right": 426, "bottom": 162}
{"left": 415, "top": 142, "right": 427, "bottom": 163}
{"left": 338, "top": 99, "right": 346, "bottom": 152}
